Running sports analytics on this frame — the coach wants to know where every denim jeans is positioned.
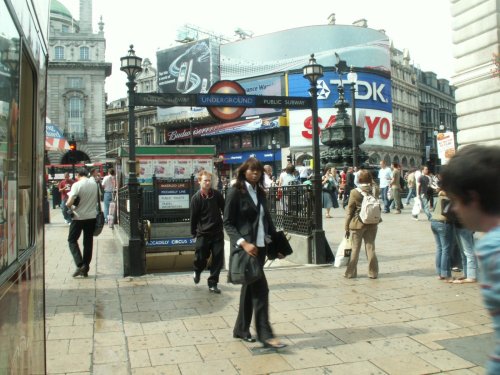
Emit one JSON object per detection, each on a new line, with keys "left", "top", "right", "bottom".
{"left": 61, "top": 197, "right": 72, "bottom": 223}
{"left": 455, "top": 226, "right": 477, "bottom": 280}
{"left": 381, "top": 186, "right": 390, "bottom": 212}
{"left": 103, "top": 191, "right": 113, "bottom": 222}
{"left": 431, "top": 220, "right": 453, "bottom": 278}
{"left": 405, "top": 187, "right": 416, "bottom": 205}
{"left": 420, "top": 194, "right": 432, "bottom": 220}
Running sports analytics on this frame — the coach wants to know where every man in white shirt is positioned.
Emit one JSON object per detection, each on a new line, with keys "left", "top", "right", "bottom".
{"left": 378, "top": 160, "right": 392, "bottom": 213}
{"left": 66, "top": 168, "right": 98, "bottom": 278}
{"left": 263, "top": 165, "right": 273, "bottom": 189}
{"left": 101, "top": 168, "right": 116, "bottom": 223}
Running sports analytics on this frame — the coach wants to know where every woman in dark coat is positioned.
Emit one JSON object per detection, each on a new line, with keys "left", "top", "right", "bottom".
{"left": 223, "top": 157, "right": 287, "bottom": 348}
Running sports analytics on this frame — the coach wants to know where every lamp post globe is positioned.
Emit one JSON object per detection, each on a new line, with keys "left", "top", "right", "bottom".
{"left": 303, "top": 54, "right": 327, "bottom": 264}
{"left": 120, "top": 45, "right": 145, "bottom": 276}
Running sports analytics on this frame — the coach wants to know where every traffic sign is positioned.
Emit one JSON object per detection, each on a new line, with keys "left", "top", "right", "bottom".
{"left": 207, "top": 80, "right": 247, "bottom": 121}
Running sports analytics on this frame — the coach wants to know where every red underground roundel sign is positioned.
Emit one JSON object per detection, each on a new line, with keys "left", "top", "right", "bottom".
{"left": 207, "top": 80, "right": 247, "bottom": 122}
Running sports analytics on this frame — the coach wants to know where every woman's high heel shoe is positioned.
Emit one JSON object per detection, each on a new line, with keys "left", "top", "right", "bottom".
{"left": 233, "top": 334, "right": 256, "bottom": 343}
{"left": 263, "top": 338, "right": 287, "bottom": 349}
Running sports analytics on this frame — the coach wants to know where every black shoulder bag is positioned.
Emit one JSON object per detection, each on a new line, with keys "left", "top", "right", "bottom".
{"left": 94, "top": 184, "right": 105, "bottom": 236}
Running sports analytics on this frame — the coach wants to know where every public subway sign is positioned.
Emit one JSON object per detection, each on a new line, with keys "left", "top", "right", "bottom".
{"left": 288, "top": 70, "right": 393, "bottom": 148}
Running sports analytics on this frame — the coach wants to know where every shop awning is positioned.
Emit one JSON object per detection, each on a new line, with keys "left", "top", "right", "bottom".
{"left": 45, "top": 119, "right": 69, "bottom": 151}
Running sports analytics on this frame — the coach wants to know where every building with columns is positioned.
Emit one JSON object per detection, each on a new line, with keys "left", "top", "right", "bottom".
{"left": 450, "top": 0, "right": 500, "bottom": 146}
{"left": 47, "top": 0, "right": 111, "bottom": 164}
{"left": 105, "top": 58, "right": 158, "bottom": 159}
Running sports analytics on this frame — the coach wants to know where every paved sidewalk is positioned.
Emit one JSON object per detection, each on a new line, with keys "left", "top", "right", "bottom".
{"left": 45, "top": 204, "right": 490, "bottom": 374}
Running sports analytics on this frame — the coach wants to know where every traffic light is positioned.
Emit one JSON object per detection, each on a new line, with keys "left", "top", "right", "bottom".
{"left": 69, "top": 140, "right": 77, "bottom": 152}
{"left": 287, "top": 155, "right": 292, "bottom": 163}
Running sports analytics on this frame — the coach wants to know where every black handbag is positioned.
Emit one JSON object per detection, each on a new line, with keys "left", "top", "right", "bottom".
{"left": 228, "top": 247, "right": 262, "bottom": 285}
{"left": 267, "top": 231, "right": 293, "bottom": 260}
{"left": 94, "top": 184, "right": 105, "bottom": 236}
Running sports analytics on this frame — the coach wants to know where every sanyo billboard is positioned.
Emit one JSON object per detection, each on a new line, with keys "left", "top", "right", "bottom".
{"left": 288, "top": 70, "right": 393, "bottom": 148}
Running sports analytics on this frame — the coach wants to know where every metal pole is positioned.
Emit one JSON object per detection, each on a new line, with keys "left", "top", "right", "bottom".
{"left": 309, "top": 83, "right": 326, "bottom": 264}
{"left": 351, "top": 84, "right": 357, "bottom": 168}
{"left": 189, "top": 117, "right": 193, "bottom": 145}
{"left": 125, "top": 76, "right": 145, "bottom": 276}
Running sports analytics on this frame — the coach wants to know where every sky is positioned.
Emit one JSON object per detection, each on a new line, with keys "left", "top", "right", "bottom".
{"left": 61, "top": 0, "right": 455, "bottom": 102}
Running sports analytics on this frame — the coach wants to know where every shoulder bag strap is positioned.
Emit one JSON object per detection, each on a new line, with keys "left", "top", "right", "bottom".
{"left": 96, "top": 184, "right": 102, "bottom": 213}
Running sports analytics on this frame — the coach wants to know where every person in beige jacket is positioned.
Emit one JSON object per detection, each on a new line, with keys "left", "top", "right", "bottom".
{"left": 344, "top": 169, "right": 382, "bottom": 279}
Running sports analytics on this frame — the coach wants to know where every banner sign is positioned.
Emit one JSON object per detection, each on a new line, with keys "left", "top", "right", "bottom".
{"left": 147, "top": 238, "right": 196, "bottom": 247}
{"left": 436, "top": 132, "right": 456, "bottom": 165}
{"left": 167, "top": 116, "right": 280, "bottom": 141}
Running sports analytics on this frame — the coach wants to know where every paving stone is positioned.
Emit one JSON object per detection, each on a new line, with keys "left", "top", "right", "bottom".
{"left": 45, "top": 206, "right": 490, "bottom": 374}
{"left": 127, "top": 333, "right": 170, "bottom": 350}
{"left": 371, "top": 353, "right": 440, "bottom": 375}
{"left": 196, "top": 341, "right": 251, "bottom": 360}
{"left": 148, "top": 345, "right": 202, "bottom": 366}
{"left": 417, "top": 349, "right": 476, "bottom": 371}
{"left": 231, "top": 353, "right": 292, "bottom": 374}
{"left": 178, "top": 359, "right": 238, "bottom": 374}
{"left": 282, "top": 347, "right": 342, "bottom": 369}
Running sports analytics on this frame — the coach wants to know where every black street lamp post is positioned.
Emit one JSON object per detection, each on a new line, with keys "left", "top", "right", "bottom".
{"left": 268, "top": 136, "right": 280, "bottom": 174}
{"left": 347, "top": 67, "right": 358, "bottom": 168}
{"left": 120, "top": 45, "right": 145, "bottom": 276}
{"left": 303, "top": 54, "right": 327, "bottom": 264}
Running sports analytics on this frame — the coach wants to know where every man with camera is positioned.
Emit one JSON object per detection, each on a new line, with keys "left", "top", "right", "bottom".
{"left": 66, "top": 168, "right": 98, "bottom": 278}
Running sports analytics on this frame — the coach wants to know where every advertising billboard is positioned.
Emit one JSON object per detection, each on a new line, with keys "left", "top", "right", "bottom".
{"left": 237, "top": 75, "right": 284, "bottom": 118}
{"left": 220, "top": 25, "right": 390, "bottom": 80}
{"left": 288, "top": 70, "right": 393, "bottom": 148}
{"left": 156, "top": 39, "right": 219, "bottom": 122}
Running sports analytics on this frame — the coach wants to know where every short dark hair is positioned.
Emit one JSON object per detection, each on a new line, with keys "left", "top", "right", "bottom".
{"left": 76, "top": 167, "right": 88, "bottom": 177}
{"left": 441, "top": 145, "right": 500, "bottom": 215}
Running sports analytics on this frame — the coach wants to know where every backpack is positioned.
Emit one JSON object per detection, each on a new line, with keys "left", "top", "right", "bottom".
{"left": 356, "top": 188, "right": 381, "bottom": 224}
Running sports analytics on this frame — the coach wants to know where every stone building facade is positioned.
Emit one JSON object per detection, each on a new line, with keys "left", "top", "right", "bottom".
{"left": 450, "top": 0, "right": 500, "bottom": 146}
{"left": 105, "top": 58, "right": 158, "bottom": 159}
{"left": 47, "top": 0, "right": 111, "bottom": 164}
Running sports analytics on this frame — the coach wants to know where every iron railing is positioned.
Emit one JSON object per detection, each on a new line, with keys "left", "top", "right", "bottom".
{"left": 119, "top": 180, "right": 316, "bottom": 239}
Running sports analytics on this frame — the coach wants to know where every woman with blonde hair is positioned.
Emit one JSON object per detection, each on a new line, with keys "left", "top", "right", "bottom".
{"left": 344, "top": 169, "right": 381, "bottom": 279}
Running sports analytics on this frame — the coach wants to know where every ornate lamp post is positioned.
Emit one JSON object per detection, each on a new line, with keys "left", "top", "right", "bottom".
{"left": 303, "top": 54, "right": 327, "bottom": 264}
{"left": 347, "top": 67, "right": 358, "bottom": 168}
{"left": 267, "top": 136, "right": 280, "bottom": 174}
{"left": 120, "top": 45, "right": 145, "bottom": 276}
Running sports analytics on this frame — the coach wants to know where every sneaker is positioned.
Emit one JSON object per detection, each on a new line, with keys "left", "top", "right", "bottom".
{"left": 209, "top": 285, "right": 221, "bottom": 294}
{"left": 412, "top": 215, "right": 419, "bottom": 221}
{"left": 193, "top": 271, "right": 200, "bottom": 284}
{"left": 393, "top": 210, "right": 401, "bottom": 214}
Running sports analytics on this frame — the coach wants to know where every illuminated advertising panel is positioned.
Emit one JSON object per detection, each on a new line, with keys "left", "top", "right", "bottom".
{"left": 156, "top": 39, "right": 219, "bottom": 121}
{"left": 237, "top": 75, "right": 284, "bottom": 118}
{"left": 288, "top": 70, "right": 393, "bottom": 148}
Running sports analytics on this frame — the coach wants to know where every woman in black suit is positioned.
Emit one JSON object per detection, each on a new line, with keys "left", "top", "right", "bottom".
{"left": 224, "top": 157, "right": 287, "bottom": 349}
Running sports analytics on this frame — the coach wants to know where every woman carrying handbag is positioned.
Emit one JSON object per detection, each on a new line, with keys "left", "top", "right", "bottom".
{"left": 224, "top": 157, "right": 287, "bottom": 349}
{"left": 344, "top": 169, "right": 382, "bottom": 279}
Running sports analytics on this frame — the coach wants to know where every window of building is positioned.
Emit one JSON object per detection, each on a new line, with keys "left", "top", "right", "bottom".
{"left": 68, "top": 97, "right": 84, "bottom": 139}
{"left": 68, "top": 77, "right": 82, "bottom": 89}
{"left": 80, "top": 46, "right": 89, "bottom": 61}
{"left": 242, "top": 134, "right": 252, "bottom": 148}
{"left": 62, "top": 24, "right": 69, "bottom": 33}
{"left": 55, "top": 46, "right": 64, "bottom": 60}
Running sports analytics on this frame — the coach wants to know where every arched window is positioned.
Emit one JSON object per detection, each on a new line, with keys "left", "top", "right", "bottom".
{"left": 55, "top": 46, "right": 64, "bottom": 60}
{"left": 68, "top": 97, "right": 84, "bottom": 139}
{"left": 80, "top": 46, "right": 89, "bottom": 61}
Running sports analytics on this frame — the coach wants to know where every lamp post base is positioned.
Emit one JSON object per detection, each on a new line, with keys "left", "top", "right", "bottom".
{"left": 311, "top": 229, "right": 327, "bottom": 264}
{"left": 123, "top": 237, "right": 145, "bottom": 276}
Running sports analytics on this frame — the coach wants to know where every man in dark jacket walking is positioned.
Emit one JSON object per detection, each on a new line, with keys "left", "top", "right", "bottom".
{"left": 190, "top": 171, "right": 225, "bottom": 294}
